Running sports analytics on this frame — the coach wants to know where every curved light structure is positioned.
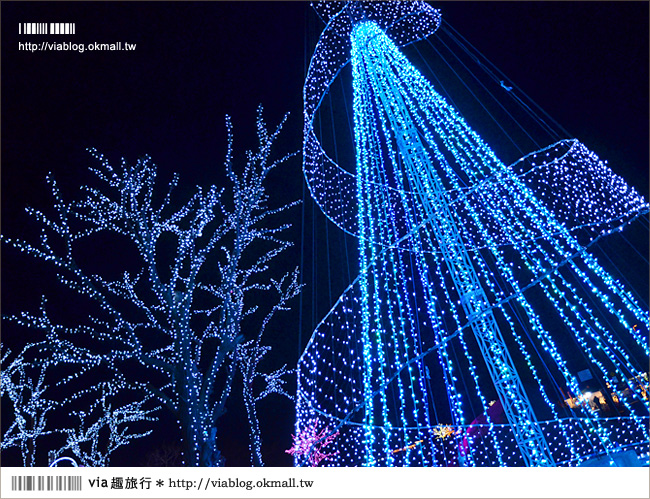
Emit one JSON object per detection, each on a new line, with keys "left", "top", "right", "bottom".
{"left": 297, "top": 1, "right": 649, "bottom": 467}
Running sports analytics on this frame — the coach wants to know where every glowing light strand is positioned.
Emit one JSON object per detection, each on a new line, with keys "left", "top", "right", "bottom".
{"left": 297, "top": 1, "right": 648, "bottom": 467}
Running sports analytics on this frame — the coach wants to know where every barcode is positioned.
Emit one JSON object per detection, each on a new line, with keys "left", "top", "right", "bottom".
{"left": 11, "top": 476, "right": 82, "bottom": 491}
{"left": 18, "top": 23, "right": 76, "bottom": 35}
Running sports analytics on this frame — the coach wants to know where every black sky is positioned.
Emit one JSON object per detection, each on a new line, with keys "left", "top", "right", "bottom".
{"left": 1, "top": 1, "right": 648, "bottom": 467}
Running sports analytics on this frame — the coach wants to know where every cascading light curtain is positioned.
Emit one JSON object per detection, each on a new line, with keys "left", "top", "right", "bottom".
{"left": 296, "top": 1, "right": 649, "bottom": 467}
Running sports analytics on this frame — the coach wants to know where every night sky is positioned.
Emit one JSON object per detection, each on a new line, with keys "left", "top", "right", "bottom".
{"left": 2, "top": 1, "right": 648, "bottom": 467}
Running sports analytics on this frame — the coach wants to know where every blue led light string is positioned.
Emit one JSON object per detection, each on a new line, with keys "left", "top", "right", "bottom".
{"left": 500, "top": 303, "right": 582, "bottom": 464}
{"left": 499, "top": 212, "right": 648, "bottom": 447}
{"left": 353, "top": 31, "right": 434, "bottom": 465}
{"left": 355, "top": 25, "right": 440, "bottom": 465}
{"left": 557, "top": 265, "right": 649, "bottom": 373}
{"left": 469, "top": 240, "right": 576, "bottom": 462}
{"left": 495, "top": 147, "right": 649, "bottom": 331}
{"left": 469, "top": 238, "right": 585, "bottom": 462}
{"left": 364, "top": 78, "right": 401, "bottom": 465}
{"left": 380, "top": 158, "right": 439, "bottom": 456}
{"left": 384, "top": 19, "right": 644, "bottom": 458}
{"left": 536, "top": 265, "right": 648, "bottom": 407}
{"left": 390, "top": 42, "right": 646, "bottom": 257}
{"left": 405, "top": 239, "right": 447, "bottom": 440}
{"left": 426, "top": 244, "right": 485, "bottom": 461}
{"left": 303, "top": 4, "right": 645, "bottom": 253}
{"left": 322, "top": 92, "right": 342, "bottom": 428}
{"left": 364, "top": 35, "right": 468, "bottom": 441}
{"left": 330, "top": 80, "right": 356, "bottom": 286}
{"left": 429, "top": 248, "right": 505, "bottom": 466}
{"left": 576, "top": 254, "right": 648, "bottom": 339}
{"left": 508, "top": 181, "right": 649, "bottom": 355}
{"left": 562, "top": 234, "right": 648, "bottom": 333}
{"left": 385, "top": 248, "right": 436, "bottom": 465}
{"left": 486, "top": 177, "right": 647, "bottom": 375}
{"left": 352, "top": 49, "right": 381, "bottom": 463}
{"left": 475, "top": 199, "right": 639, "bottom": 457}
{"left": 377, "top": 115, "right": 439, "bottom": 468}
{"left": 429, "top": 255, "right": 474, "bottom": 464}
{"left": 532, "top": 276, "right": 639, "bottom": 452}
{"left": 566, "top": 253, "right": 649, "bottom": 361}
{"left": 336, "top": 75, "right": 359, "bottom": 291}
{"left": 296, "top": 202, "right": 648, "bottom": 463}
{"left": 388, "top": 30, "right": 644, "bottom": 364}
{"left": 378, "top": 21, "right": 564, "bottom": 460}
{"left": 355, "top": 21, "right": 554, "bottom": 465}
{"left": 297, "top": 2, "right": 647, "bottom": 467}
{"left": 366, "top": 56, "right": 465, "bottom": 461}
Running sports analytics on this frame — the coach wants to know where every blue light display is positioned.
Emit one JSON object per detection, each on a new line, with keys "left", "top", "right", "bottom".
{"left": 296, "top": 1, "right": 648, "bottom": 467}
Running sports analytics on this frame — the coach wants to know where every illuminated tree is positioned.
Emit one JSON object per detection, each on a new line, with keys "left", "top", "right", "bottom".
{"left": 3, "top": 107, "right": 300, "bottom": 466}
{"left": 50, "top": 381, "right": 158, "bottom": 467}
{"left": 286, "top": 419, "right": 339, "bottom": 467}
{"left": 1, "top": 344, "right": 157, "bottom": 467}
{"left": 237, "top": 268, "right": 301, "bottom": 466}
{"left": 1, "top": 344, "right": 56, "bottom": 466}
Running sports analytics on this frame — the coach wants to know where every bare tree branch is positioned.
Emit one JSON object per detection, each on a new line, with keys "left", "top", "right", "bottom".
{"left": 2, "top": 107, "right": 300, "bottom": 466}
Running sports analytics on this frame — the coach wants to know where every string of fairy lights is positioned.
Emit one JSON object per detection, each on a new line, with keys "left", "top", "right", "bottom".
{"left": 295, "top": 1, "right": 649, "bottom": 467}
